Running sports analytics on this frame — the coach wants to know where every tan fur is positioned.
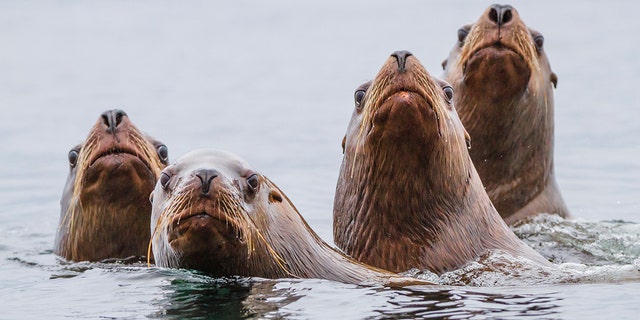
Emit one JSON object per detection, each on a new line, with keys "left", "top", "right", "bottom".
{"left": 442, "top": 5, "right": 569, "bottom": 224}
{"left": 150, "top": 149, "right": 431, "bottom": 286}
{"left": 56, "top": 111, "right": 167, "bottom": 261}
{"left": 334, "top": 52, "right": 551, "bottom": 273}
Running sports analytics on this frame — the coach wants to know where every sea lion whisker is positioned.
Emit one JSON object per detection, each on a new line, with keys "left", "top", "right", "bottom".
{"left": 129, "top": 132, "right": 164, "bottom": 176}
{"left": 240, "top": 208, "right": 293, "bottom": 276}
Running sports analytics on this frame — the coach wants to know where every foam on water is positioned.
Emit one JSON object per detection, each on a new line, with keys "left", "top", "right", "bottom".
{"left": 513, "top": 214, "right": 640, "bottom": 265}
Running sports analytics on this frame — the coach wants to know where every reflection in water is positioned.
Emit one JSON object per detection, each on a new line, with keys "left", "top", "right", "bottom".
{"left": 147, "top": 272, "right": 564, "bottom": 319}
{"left": 371, "top": 286, "right": 562, "bottom": 319}
{"left": 151, "top": 276, "right": 302, "bottom": 319}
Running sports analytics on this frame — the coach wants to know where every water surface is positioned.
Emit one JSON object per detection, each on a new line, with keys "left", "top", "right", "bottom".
{"left": 1, "top": 0, "right": 639, "bottom": 318}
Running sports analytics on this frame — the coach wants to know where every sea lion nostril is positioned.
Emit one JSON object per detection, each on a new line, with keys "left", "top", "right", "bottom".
{"left": 100, "top": 109, "right": 128, "bottom": 133}
{"left": 391, "top": 50, "right": 413, "bottom": 73}
{"left": 195, "top": 169, "right": 219, "bottom": 195}
{"left": 488, "top": 4, "right": 513, "bottom": 26}
{"left": 502, "top": 8, "right": 512, "bottom": 24}
{"left": 114, "top": 109, "right": 126, "bottom": 127}
{"left": 488, "top": 7, "right": 498, "bottom": 24}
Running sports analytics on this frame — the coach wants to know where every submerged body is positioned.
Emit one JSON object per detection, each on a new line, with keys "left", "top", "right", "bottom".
{"left": 333, "top": 51, "right": 550, "bottom": 274}
{"left": 56, "top": 109, "right": 168, "bottom": 262}
{"left": 150, "top": 149, "right": 428, "bottom": 286}
{"left": 442, "top": 4, "right": 569, "bottom": 224}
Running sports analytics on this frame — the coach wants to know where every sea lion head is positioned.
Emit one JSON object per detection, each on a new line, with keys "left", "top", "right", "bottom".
{"left": 150, "top": 149, "right": 294, "bottom": 278}
{"left": 441, "top": 4, "right": 565, "bottom": 221}
{"left": 56, "top": 109, "right": 169, "bottom": 261}
{"left": 335, "top": 51, "right": 481, "bottom": 272}
{"left": 341, "top": 50, "right": 472, "bottom": 194}
{"left": 443, "top": 4, "right": 557, "bottom": 108}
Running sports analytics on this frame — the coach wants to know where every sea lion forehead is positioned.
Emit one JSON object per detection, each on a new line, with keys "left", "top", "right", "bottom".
{"left": 173, "top": 149, "right": 254, "bottom": 178}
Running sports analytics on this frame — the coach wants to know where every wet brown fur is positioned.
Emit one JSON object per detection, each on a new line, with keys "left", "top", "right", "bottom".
{"left": 151, "top": 150, "right": 429, "bottom": 286}
{"left": 442, "top": 5, "right": 569, "bottom": 224}
{"left": 334, "top": 52, "right": 550, "bottom": 274}
{"left": 55, "top": 111, "right": 166, "bottom": 261}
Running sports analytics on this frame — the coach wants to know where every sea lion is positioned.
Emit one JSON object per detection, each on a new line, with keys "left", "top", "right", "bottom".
{"left": 55, "top": 109, "right": 168, "bottom": 262}
{"left": 333, "top": 50, "right": 551, "bottom": 274}
{"left": 150, "top": 149, "right": 429, "bottom": 286}
{"left": 441, "top": 4, "right": 569, "bottom": 225}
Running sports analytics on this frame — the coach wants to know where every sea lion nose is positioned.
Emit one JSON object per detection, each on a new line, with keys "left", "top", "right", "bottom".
{"left": 101, "top": 109, "right": 127, "bottom": 133}
{"left": 488, "top": 4, "right": 513, "bottom": 26}
{"left": 391, "top": 50, "right": 413, "bottom": 73}
{"left": 195, "top": 169, "right": 219, "bottom": 195}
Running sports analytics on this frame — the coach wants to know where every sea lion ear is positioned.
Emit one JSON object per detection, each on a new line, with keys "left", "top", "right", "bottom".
{"left": 550, "top": 72, "right": 558, "bottom": 88}
{"left": 268, "top": 190, "right": 283, "bottom": 203}
{"left": 341, "top": 135, "right": 346, "bottom": 154}
{"left": 464, "top": 129, "right": 471, "bottom": 150}
{"left": 441, "top": 59, "right": 448, "bottom": 71}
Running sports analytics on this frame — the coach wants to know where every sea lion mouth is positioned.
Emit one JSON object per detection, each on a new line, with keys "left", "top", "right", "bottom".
{"left": 381, "top": 89, "right": 425, "bottom": 104}
{"left": 167, "top": 210, "right": 243, "bottom": 246}
{"left": 465, "top": 42, "right": 527, "bottom": 73}
{"left": 462, "top": 42, "right": 532, "bottom": 95}
{"left": 89, "top": 148, "right": 153, "bottom": 171}
{"left": 377, "top": 89, "right": 433, "bottom": 121}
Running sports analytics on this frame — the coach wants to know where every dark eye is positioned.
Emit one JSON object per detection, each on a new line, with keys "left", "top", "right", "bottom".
{"left": 534, "top": 35, "right": 544, "bottom": 50}
{"left": 156, "top": 144, "right": 168, "bottom": 163}
{"left": 160, "top": 172, "right": 171, "bottom": 189}
{"left": 457, "top": 28, "right": 469, "bottom": 44}
{"left": 354, "top": 90, "right": 366, "bottom": 109}
{"left": 68, "top": 150, "right": 79, "bottom": 168}
{"left": 247, "top": 174, "right": 259, "bottom": 192}
{"left": 443, "top": 86, "right": 454, "bottom": 103}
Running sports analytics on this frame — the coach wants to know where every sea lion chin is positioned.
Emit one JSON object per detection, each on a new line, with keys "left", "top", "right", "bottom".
{"left": 334, "top": 50, "right": 550, "bottom": 274}
{"left": 55, "top": 109, "right": 169, "bottom": 262}
{"left": 442, "top": 4, "right": 568, "bottom": 224}
{"left": 150, "top": 149, "right": 431, "bottom": 286}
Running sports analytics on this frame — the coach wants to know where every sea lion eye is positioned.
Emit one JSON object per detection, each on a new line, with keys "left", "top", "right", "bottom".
{"left": 534, "top": 35, "right": 544, "bottom": 50}
{"left": 247, "top": 174, "right": 260, "bottom": 192}
{"left": 354, "top": 90, "right": 366, "bottom": 109}
{"left": 160, "top": 172, "right": 171, "bottom": 189}
{"left": 443, "top": 86, "right": 454, "bottom": 103}
{"left": 68, "top": 150, "right": 79, "bottom": 168}
{"left": 457, "top": 28, "right": 469, "bottom": 44}
{"left": 156, "top": 144, "right": 169, "bottom": 163}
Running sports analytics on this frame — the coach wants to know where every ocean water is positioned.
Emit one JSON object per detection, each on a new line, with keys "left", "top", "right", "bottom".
{"left": 1, "top": 0, "right": 639, "bottom": 319}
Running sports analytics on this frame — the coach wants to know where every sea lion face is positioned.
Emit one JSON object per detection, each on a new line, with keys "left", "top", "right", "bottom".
{"left": 342, "top": 51, "right": 471, "bottom": 188}
{"left": 443, "top": 4, "right": 557, "bottom": 107}
{"left": 66, "top": 110, "right": 168, "bottom": 203}
{"left": 150, "top": 149, "right": 287, "bottom": 277}
{"left": 57, "top": 109, "right": 168, "bottom": 261}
